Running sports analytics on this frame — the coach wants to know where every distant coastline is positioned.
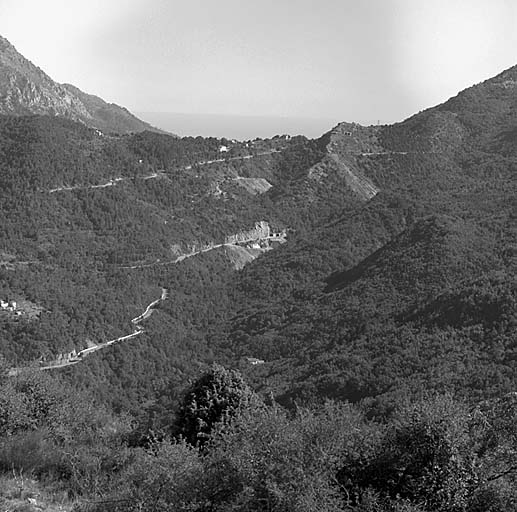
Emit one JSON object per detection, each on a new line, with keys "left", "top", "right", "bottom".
{"left": 136, "top": 111, "right": 345, "bottom": 140}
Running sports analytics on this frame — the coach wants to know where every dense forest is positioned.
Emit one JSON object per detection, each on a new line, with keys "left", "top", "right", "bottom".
{"left": 0, "top": 114, "right": 369, "bottom": 410}
{"left": 1, "top": 64, "right": 517, "bottom": 510}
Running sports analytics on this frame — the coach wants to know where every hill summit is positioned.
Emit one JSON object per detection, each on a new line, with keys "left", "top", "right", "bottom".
{"left": 0, "top": 35, "right": 164, "bottom": 134}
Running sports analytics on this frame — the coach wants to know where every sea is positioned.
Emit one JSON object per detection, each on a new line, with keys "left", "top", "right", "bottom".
{"left": 136, "top": 112, "right": 347, "bottom": 141}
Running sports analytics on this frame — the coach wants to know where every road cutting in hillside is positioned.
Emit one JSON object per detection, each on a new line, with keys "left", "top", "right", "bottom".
{"left": 47, "top": 150, "right": 281, "bottom": 194}
{"left": 8, "top": 288, "right": 169, "bottom": 376}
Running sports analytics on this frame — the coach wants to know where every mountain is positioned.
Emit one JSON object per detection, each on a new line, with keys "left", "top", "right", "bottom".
{"left": 0, "top": 35, "right": 164, "bottom": 134}
{"left": 3, "top": 53, "right": 517, "bottom": 512}
{"left": 220, "top": 66, "right": 517, "bottom": 408}
{"left": 0, "top": 60, "right": 516, "bottom": 414}
{"left": 0, "top": 115, "right": 323, "bottom": 408}
{"left": 229, "top": 215, "right": 510, "bottom": 401}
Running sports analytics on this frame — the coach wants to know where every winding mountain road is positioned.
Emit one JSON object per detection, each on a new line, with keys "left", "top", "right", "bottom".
{"left": 47, "top": 150, "right": 282, "bottom": 194}
{"left": 7, "top": 288, "right": 169, "bottom": 376}
{"left": 119, "top": 233, "right": 286, "bottom": 270}
{"left": 8, "top": 148, "right": 286, "bottom": 373}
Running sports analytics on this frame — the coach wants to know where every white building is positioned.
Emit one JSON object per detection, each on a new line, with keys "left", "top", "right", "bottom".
{"left": 246, "top": 357, "right": 265, "bottom": 365}
{"left": 219, "top": 145, "right": 229, "bottom": 153}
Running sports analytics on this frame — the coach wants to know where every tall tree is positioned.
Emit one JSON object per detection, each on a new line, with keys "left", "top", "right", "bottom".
{"left": 175, "top": 364, "right": 259, "bottom": 446}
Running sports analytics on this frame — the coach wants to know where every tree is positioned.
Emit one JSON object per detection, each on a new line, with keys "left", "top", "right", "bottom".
{"left": 175, "top": 364, "right": 259, "bottom": 446}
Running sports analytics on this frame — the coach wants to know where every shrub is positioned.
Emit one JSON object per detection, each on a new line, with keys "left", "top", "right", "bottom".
{"left": 114, "top": 440, "right": 203, "bottom": 512}
{"left": 200, "top": 402, "right": 373, "bottom": 511}
{"left": 339, "top": 395, "right": 477, "bottom": 512}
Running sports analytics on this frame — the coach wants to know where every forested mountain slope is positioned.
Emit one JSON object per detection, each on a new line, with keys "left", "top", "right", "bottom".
{"left": 0, "top": 113, "right": 379, "bottom": 409}
{"left": 221, "top": 66, "right": 517, "bottom": 409}
{"left": 1, "top": 64, "right": 516, "bottom": 413}
{"left": 3, "top": 56, "right": 517, "bottom": 512}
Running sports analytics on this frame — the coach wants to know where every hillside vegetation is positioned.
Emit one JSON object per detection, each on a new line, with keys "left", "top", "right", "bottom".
{"left": 1, "top": 61, "right": 517, "bottom": 512}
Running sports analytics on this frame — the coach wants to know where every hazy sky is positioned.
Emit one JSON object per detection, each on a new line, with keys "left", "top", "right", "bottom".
{"left": 1, "top": 0, "right": 517, "bottom": 126}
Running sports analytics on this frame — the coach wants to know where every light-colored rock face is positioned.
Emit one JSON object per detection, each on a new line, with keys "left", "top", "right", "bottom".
{"left": 234, "top": 177, "right": 272, "bottom": 195}
{"left": 225, "top": 245, "right": 265, "bottom": 270}
{"left": 0, "top": 35, "right": 162, "bottom": 134}
{"left": 309, "top": 123, "right": 380, "bottom": 201}
{"left": 0, "top": 71, "right": 92, "bottom": 121}
{"left": 328, "top": 153, "right": 379, "bottom": 201}
{"left": 0, "top": 36, "right": 89, "bottom": 119}
{"left": 225, "top": 221, "right": 271, "bottom": 245}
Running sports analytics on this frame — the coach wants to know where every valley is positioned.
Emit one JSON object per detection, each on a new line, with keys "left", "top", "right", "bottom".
{"left": 2, "top": 78, "right": 516, "bottom": 410}
{"left": 1, "top": 29, "right": 517, "bottom": 512}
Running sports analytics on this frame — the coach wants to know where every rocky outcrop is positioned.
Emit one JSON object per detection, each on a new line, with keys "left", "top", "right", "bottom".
{"left": 0, "top": 35, "right": 164, "bottom": 134}
{"left": 309, "top": 122, "right": 380, "bottom": 201}
{"left": 234, "top": 177, "right": 272, "bottom": 195}
{"left": 328, "top": 154, "right": 379, "bottom": 200}
{"left": 122, "top": 221, "right": 286, "bottom": 270}
{"left": 225, "top": 221, "right": 271, "bottom": 245}
{"left": 225, "top": 245, "right": 266, "bottom": 270}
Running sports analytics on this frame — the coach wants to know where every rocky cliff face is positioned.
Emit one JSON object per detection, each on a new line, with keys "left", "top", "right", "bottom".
{"left": 225, "top": 221, "right": 271, "bottom": 245}
{"left": 308, "top": 122, "right": 380, "bottom": 200}
{"left": 0, "top": 35, "right": 165, "bottom": 134}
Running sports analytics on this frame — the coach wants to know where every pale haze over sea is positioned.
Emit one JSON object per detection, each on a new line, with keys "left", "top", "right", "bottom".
{"left": 137, "top": 112, "right": 371, "bottom": 140}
